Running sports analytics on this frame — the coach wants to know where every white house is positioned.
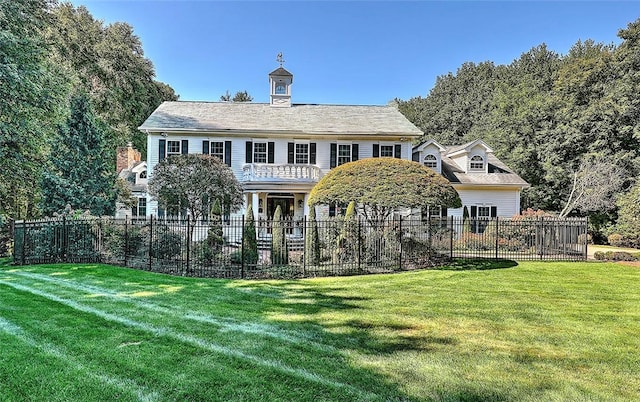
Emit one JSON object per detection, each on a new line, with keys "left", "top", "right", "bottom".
{"left": 412, "top": 139, "right": 529, "bottom": 218}
{"left": 139, "top": 64, "right": 423, "bottom": 220}
{"left": 137, "top": 61, "right": 528, "bottom": 221}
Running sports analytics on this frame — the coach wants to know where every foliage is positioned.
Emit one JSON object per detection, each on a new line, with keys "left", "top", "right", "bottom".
{"left": 41, "top": 93, "right": 116, "bottom": 216}
{"left": 242, "top": 203, "right": 259, "bottom": 266}
{"left": 397, "top": 21, "right": 640, "bottom": 229}
{"left": 220, "top": 90, "right": 254, "bottom": 102}
{"left": 333, "top": 201, "right": 359, "bottom": 263}
{"left": 613, "top": 180, "right": 640, "bottom": 246}
{"left": 304, "top": 206, "right": 320, "bottom": 266}
{"left": 149, "top": 224, "right": 182, "bottom": 260}
{"left": 0, "top": 0, "right": 69, "bottom": 221}
{"left": 271, "top": 205, "right": 288, "bottom": 265}
{"left": 593, "top": 250, "right": 639, "bottom": 261}
{"left": 148, "top": 154, "right": 244, "bottom": 222}
{"left": 308, "top": 158, "right": 461, "bottom": 224}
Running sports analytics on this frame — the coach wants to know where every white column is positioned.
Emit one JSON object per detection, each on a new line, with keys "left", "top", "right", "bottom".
{"left": 251, "top": 193, "right": 259, "bottom": 219}
{"left": 303, "top": 193, "right": 310, "bottom": 216}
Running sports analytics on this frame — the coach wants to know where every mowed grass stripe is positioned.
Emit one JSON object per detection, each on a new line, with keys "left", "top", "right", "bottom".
{"left": 0, "top": 279, "right": 379, "bottom": 401}
{"left": 7, "top": 269, "right": 338, "bottom": 353}
{"left": 0, "top": 316, "right": 160, "bottom": 401}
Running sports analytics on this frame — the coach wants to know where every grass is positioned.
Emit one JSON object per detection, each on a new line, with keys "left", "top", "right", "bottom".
{"left": 1, "top": 259, "right": 638, "bottom": 401}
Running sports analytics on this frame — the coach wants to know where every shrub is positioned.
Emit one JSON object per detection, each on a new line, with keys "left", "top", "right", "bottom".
{"left": 242, "top": 204, "right": 259, "bottom": 266}
{"left": 305, "top": 206, "right": 320, "bottom": 266}
{"left": 577, "top": 233, "right": 593, "bottom": 245}
{"left": 271, "top": 205, "right": 288, "bottom": 265}
{"left": 607, "top": 233, "right": 625, "bottom": 247}
{"left": 150, "top": 224, "right": 182, "bottom": 260}
{"left": 593, "top": 251, "right": 605, "bottom": 260}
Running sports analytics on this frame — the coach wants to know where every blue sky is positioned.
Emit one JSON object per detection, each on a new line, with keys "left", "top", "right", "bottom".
{"left": 69, "top": 1, "right": 639, "bottom": 105}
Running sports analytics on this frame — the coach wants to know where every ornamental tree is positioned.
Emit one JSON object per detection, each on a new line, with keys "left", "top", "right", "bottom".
{"left": 148, "top": 154, "right": 244, "bottom": 221}
{"left": 308, "top": 157, "right": 461, "bottom": 224}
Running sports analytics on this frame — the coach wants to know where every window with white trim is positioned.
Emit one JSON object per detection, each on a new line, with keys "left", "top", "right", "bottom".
{"left": 253, "top": 142, "right": 267, "bottom": 163}
{"left": 424, "top": 154, "right": 438, "bottom": 169}
{"left": 477, "top": 206, "right": 491, "bottom": 218}
{"left": 380, "top": 145, "right": 394, "bottom": 157}
{"left": 470, "top": 155, "right": 484, "bottom": 171}
{"left": 132, "top": 197, "right": 146, "bottom": 217}
{"left": 210, "top": 141, "right": 224, "bottom": 161}
{"left": 295, "top": 143, "right": 309, "bottom": 164}
{"left": 167, "top": 140, "right": 181, "bottom": 156}
{"left": 338, "top": 144, "right": 352, "bottom": 166}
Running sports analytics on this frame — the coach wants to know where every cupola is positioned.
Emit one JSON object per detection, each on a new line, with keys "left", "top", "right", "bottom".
{"left": 269, "top": 52, "right": 293, "bottom": 107}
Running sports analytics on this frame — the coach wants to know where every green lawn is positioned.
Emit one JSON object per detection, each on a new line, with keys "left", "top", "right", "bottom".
{"left": 1, "top": 260, "right": 638, "bottom": 401}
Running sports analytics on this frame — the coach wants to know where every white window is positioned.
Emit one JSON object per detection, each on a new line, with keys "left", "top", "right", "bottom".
{"left": 254, "top": 142, "right": 267, "bottom": 163}
{"left": 380, "top": 145, "right": 394, "bottom": 157}
{"left": 338, "top": 144, "right": 352, "bottom": 166}
{"left": 210, "top": 141, "right": 224, "bottom": 161}
{"left": 275, "top": 83, "right": 286, "bottom": 94}
{"left": 424, "top": 154, "right": 438, "bottom": 169}
{"left": 470, "top": 155, "right": 484, "bottom": 171}
{"left": 477, "top": 206, "right": 490, "bottom": 218}
{"left": 167, "top": 140, "right": 181, "bottom": 156}
{"left": 132, "top": 197, "right": 146, "bottom": 217}
{"left": 295, "top": 143, "right": 309, "bottom": 164}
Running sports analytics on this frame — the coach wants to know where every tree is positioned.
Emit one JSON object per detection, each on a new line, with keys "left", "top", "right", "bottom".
{"left": 271, "top": 205, "right": 288, "bottom": 265}
{"left": 334, "top": 201, "right": 359, "bottom": 263}
{"left": 613, "top": 180, "right": 640, "bottom": 245}
{"left": 220, "top": 90, "right": 253, "bottom": 102}
{"left": 242, "top": 203, "right": 259, "bottom": 266}
{"left": 305, "top": 206, "right": 320, "bottom": 266}
{"left": 41, "top": 93, "right": 116, "bottom": 216}
{"left": 0, "top": 0, "right": 68, "bottom": 220}
{"left": 308, "top": 158, "right": 461, "bottom": 225}
{"left": 148, "top": 154, "right": 244, "bottom": 222}
{"left": 559, "top": 154, "right": 627, "bottom": 218}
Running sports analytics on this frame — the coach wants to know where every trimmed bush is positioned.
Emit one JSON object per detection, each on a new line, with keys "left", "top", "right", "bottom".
{"left": 608, "top": 233, "right": 625, "bottom": 247}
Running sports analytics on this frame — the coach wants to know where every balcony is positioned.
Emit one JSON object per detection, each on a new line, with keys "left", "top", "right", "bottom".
{"left": 242, "top": 164, "right": 323, "bottom": 183}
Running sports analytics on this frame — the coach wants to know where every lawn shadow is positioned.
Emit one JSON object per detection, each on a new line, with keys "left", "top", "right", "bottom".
{"left": 439, "top": 258, "right": 518, "bottom": 271}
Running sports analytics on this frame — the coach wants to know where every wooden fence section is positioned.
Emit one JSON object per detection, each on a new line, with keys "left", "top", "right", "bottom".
{"left": 12, "top": 215, "right": 588, "bottom": 278}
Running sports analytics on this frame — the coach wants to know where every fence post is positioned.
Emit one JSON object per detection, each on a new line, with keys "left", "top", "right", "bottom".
{"left": 61, "top": 216, "right": 67, "bottom": 263}
{"left": 21, "top": 220, "right": 26, "bottom": 265}
{"left": 124, "top": 217, "right": 128, "bottom": 267}
{"left": 540, "top": 216, "right": 544, "bottom": 260}
{"left": 398, "top": 216, "right": 403, "bottom": 270}
{"left": 583, "top": 217, "right": 589, "bottom": 261}
{"left": 186, "top": 216, "right": 191, "bottom": 275}
{"left": 148, "top": 215, "right": 153, "bottom": 271}
{"left": 302, "top": 215, "right": 306, "bottom": 276}
{"left": 241, "top": 215, "right": 245, "bottom": 279}
{"left": 495, "top": 217, "right": 499, "bottom": 260}
{"left": 449, "top": 216, "right": 454, "bottom": 260}
{"left": 357, "top": 216, "right": 362, "bottom": 272}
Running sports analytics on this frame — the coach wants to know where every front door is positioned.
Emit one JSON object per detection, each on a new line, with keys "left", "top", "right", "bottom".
{"left": 266, "top": 194, "right": 294, "bottom": 219}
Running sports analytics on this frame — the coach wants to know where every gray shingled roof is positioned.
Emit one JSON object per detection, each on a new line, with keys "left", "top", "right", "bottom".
{"left": 139, "top": 101, "right": 423, "bottom": 137}
{"left": 441, "top": 152, "right": 529, "bottom": 187}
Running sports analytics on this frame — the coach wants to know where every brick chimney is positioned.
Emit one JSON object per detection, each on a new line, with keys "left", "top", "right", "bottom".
{"left": 116, "top": 143, "right": 141, "bottom": 173}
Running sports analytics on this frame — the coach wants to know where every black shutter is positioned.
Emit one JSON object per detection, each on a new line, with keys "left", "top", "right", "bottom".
{"left": 373, "top": 144, "right": 379, "bottom": 158}
{"left": 245, "top": 141, "right": 252, "bottom": 163}
{"left": 159, "top": 139, "right": 166, "bottom": 161}
{"left": 310, "top": 143, "right": 317, "bottom": 164}
{"left": 329, "top": 204, "right": 336, "bottom": 217}
{"left": 181, "top": 140, "right": 188, "bottom": 155}
{"left": 330, "top": 144, "right": 337, "bottom": 168}
{"left": 224, "top": 141, "right": 232, "bottom": 167}
{"left": 267, "top": 142, "right": 275, "bottom": 164}
{"left": 288, "top": 142, "right": 294, "bottom": 164}
{"left": 394, "top": 144, "right": 402, "bottom": 159}
{"left": 441, "top": 207, "right": 448, "bottom": 218}
{"left": 490, "top": 206, "right": 497, "bottom": 218}
{"left": 470, "top": 206, "right": 477, "bottom": 218}
{"left": 351, "top": 144, "right": 359, "bottom": 161}
{"left": 412, "top": 151, "right": 420, "bottom": 162}
{"left": 202, "top": 140, "right": 210, "bottom": 154}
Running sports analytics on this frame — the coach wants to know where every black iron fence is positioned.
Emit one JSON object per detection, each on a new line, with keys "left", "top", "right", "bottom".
{"left": 11, "top": 215, "right": 587, "bottom": 278}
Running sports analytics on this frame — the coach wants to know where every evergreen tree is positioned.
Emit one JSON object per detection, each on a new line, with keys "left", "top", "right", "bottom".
{"left": 242, "top": 203, "right": 259, "bottom": 266}
{"left": 305, "top": 206, "right": 321, "bottom": 266}
{"left": 271, "top": 205, "right": 288, "bottom": 265}
{"left": 334, "top": 201, "right": 359, "bottom": 263}
{"left": 41, "top": 93, "right": 116, "bottom": 216}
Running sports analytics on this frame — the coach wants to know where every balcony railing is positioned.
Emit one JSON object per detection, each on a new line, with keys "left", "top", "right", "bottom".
{"left": 242, "top": 163, "right": 323, "bottom": 182}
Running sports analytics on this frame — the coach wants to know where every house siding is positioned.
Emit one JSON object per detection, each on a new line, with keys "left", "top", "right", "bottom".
{"left": 448, "top": 188, "right": 521, "bottom": 218}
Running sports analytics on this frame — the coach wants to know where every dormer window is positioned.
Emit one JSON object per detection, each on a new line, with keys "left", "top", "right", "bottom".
{"left": 424, "top": 154, "right": 438, "bottom": 169}
{"left": 139, "top": 170, "right": 147, "bottom": 179}
{"left": 470, "top": 155, "right": 484, "bottom": 171}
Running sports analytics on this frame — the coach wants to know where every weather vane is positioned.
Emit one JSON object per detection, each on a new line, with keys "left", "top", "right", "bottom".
{"left": 276, "top": 52, "right": 285, "bottom": 67}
